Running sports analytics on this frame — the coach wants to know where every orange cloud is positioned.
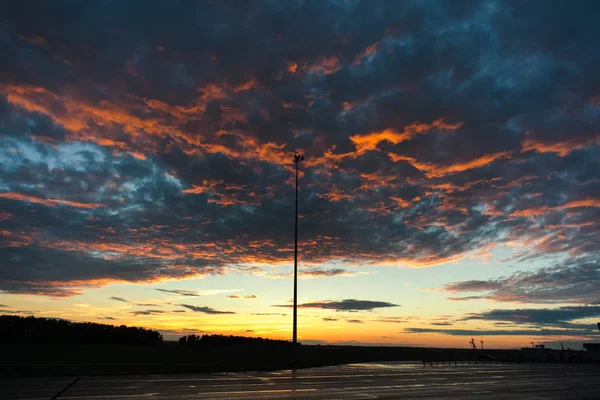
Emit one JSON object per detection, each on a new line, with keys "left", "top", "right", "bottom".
{"left": 353, "top": 41, "right": 379, "bottom": 64}
{"left": 341, "top": 101, "right": 354, "bottom": 111}
{"left": 388, "top": 151, "right": 510, "bottom": 177}
{"left": 309, "top": 56, "right": 342, "bottom": 75}
{"left": 357, "top": 172, "right": 401, "bottom": 191}
{"left": 140, "top": 98, "right": 200, "bottom": 119}
{"left": 510, "top": 197, "right": 600, "bottom": 217}
{"left": 2, "top": 84, "right": 269, "bottom": 165}
{"left": 3, "top": 84, "right": 197, "bottom": 160}
{"left": 286, "top": 61, "right": 298, "bottom": 74}
{"left": 350, "top": 119, "right": 463, "bottom": 154}
{"left": 18, "top": 35, "right": 46, "bottom": 46}
{"left": 374, "top": 253, "right": 465, "bottom": 269}
{"left": 4, "top": 85, "right": 87, "bottom": 131}
{"left": 522, "top": 133, "right": 599, "bottom": 157}
{"left": 197, "top": 83, "right": 228, "bottom": 102}
{"left": 0, "top": 212, "right": 14, "bottom": 221}
{"left": 45, "top": 238, "right": 219, "bottom": 263}
{"left": 425, "top": 178, "right": 501, "bottom": 194}
{"left": 0, "top": 229, "right": 35, "bottom": 247}
{"left": 390, "top": 197, "right": 412, "bottom": 208}
{"left": 232, "top": 79, "right": 258, "bottom": 93}
{"left": 565, "top": 198, "right": 600, "bottom": 208}
{"left": 207, "top": 194, "right": 254, "bottom": 207}
{"left": 316, "top": 188, "right": 355, "bottom": 202}
{"left": 0, "top": 192, "right": 102, "bottom": 209}
{"left": 183, "top": 179, "right": 263, "bottom": 206}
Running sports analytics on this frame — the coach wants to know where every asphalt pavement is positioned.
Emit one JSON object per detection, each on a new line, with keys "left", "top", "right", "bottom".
{"left": 1, "top": 362, "right": 599, "bottom": 399}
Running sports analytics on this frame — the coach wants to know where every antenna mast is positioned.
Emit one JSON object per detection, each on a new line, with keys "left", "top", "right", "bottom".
{"left": 470, "top": 338, "right": 477, "bottom": 351}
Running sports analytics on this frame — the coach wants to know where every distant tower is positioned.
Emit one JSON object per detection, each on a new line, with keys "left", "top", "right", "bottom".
{"left": 470, "top": 338, "right": 477, "bottom": 351}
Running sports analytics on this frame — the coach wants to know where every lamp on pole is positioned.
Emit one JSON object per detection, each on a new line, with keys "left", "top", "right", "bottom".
{"left": 292, "top": 153, "right": 304, "bottom": 345}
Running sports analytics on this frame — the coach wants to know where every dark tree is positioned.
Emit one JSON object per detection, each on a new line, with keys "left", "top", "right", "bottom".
{"left": 178, "top": 333, "right": 292, "bottom": 348}
{"left": 0, "top": 315, "right": 163, "bottom": 345}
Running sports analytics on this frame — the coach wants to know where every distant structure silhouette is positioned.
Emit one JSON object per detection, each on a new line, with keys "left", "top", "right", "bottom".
{"left": 469, "top": 337, "right": 477, "bottom": 351}
{"left": 292, "top": 153, "right": 304, "bottom": 345}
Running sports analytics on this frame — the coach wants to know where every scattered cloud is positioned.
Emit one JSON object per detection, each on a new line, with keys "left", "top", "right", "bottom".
{"left": 0, "top": 310, "right": 35, "bottom": 315}
{"left": 446, "top": 296, "right": 488, "bottom": 302}
{"left": 403, "top": 305, "right": 600, "bottom": 337}
{"left": 131, "top": 310, "right": 165, "bottom": 316}
{"left": 376, "top": 317, "right": 408, "bottom": 324}
{"left": 274, "top": 299, "right": 399, "bottom": 311}
{"left": 403, "top": 328, "right": 597, "bottom": 337}
{"left": 110, "top": 297, "right": 161, "bottom": 307}
{"left": 443, "top": 256, "right": 600, "bottom": 304}
{"left": 299, "top": 268, "right": 354, "bottom": 277}
{"left": 180, "top": 304, "right": 235, "bottom": 315}
{"left": 252, "top": 313, "right": 286, "bottom": 316}
{"left": 461, "top": 305, "right": 600, "bottom": 328}
{"left": 227, "top": 294, "right": 258, "bottom": 299}
{"left": 156, "top": 289, "right": 200, "bottom": 297}
{"left": 110, "top": 296, "right": 130, "bottom": 303}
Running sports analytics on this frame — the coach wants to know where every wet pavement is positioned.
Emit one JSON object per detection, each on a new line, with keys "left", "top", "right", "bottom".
{"left": 2, "top": 362, "right": 599, "bottom": 399}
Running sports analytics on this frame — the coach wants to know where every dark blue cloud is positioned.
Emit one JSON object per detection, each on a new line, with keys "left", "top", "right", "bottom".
{"left": 462, "top": 305, "right": 600, "bottom": 327}
{"left": 275, "top": 299, "right": 399, "bottom": 311}
{"left": 403, "top": 327, "right": 598, "bottom": 337}
{"left": 131, "top": 310, "right": 165, "bottom": 316}
{"left": 155, "top": 289, "right": 199, "bottom": 297}
{"left": 444, "top": 256, "right": 600, "bottom": 304}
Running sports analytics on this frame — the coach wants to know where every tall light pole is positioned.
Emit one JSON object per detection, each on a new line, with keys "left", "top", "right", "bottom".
{"left": 293, "top": 153, "right": 304, "bottom": 345}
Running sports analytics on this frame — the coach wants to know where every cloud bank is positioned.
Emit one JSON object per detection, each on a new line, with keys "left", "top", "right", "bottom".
{"left": 0, "top": 1, "right": 598, "bottom": 302}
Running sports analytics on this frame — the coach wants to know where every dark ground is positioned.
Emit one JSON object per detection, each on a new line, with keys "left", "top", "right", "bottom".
{"left": 2, "top": 362, "right": 599, "bottom": 400}
{"left": 0, "top": 343, "right": 520, "bottom": 377}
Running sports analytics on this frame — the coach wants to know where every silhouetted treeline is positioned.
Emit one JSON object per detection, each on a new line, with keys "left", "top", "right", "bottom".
{"left": 0, "top": 315, "right": 162, "bottom": 345}
{"left": 179, "top": 334, "right": 291, "bottom": 347}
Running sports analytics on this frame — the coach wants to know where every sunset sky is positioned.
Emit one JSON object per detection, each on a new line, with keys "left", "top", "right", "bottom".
{"left": 1, "top": 1, "right": 599, "bottom": 349}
